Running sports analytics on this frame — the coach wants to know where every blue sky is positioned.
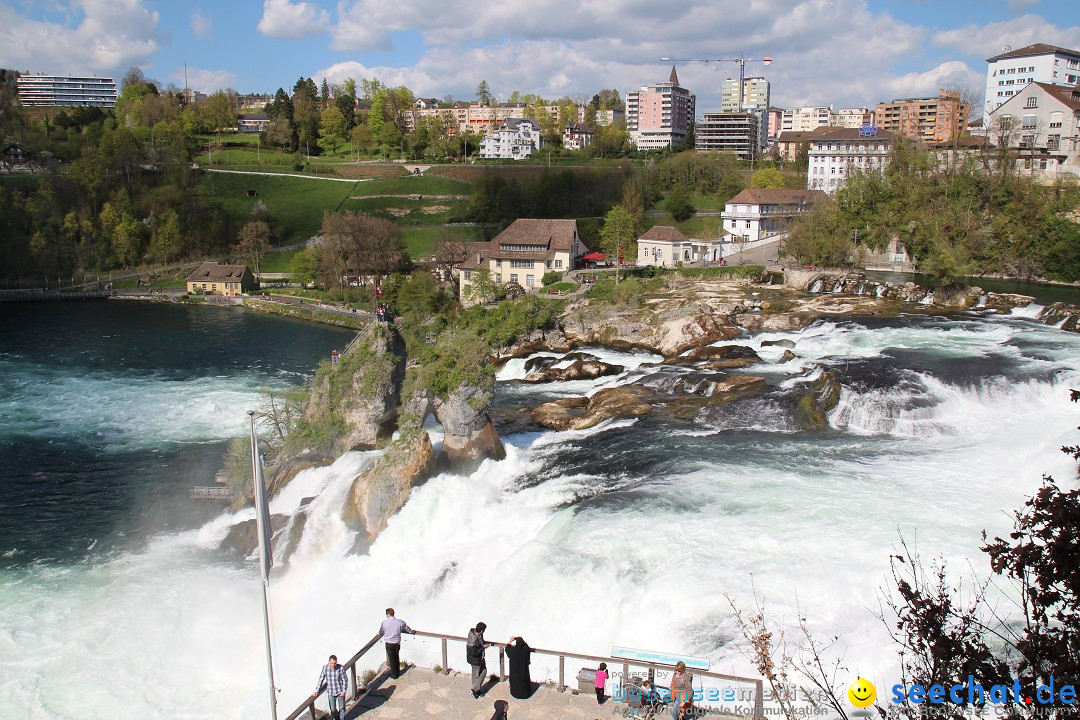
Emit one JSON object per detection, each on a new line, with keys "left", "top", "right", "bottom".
{"left": 0, "top": 0, "right": 1076, "bottom": 110}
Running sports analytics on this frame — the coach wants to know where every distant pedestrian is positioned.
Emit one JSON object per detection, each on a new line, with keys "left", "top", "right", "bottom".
{"left": 505, "top": 636, "right": 533, "bottom": 699}
{"left": 311, "top": 654, "right": 348, "bottom": 720}
{"left": 595, "top": 662, "right": 609, "bottom": 705}
{"left": 378, "top": 607, "right": 414, "bottom": 679}
{"left": 490, "top": 699, "right": 509, "bottom": 719}
{"left": 467, "top": 621, "right": 492, "bottom": 698}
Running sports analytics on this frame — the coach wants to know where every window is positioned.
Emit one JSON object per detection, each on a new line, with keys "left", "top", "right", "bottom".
{"left": 1022, "top": 114, "right": 1038, "bottom": 128}
{"left": 464, "top": 271, "right": 472, "bottom": 280}
{"left": 656, "top": 249, "right": 664, "bottom": 260}
{"left": 211, "top": 284, "right": 217, "bottom": 291}
{"left": 1025, "top": 97, "right": 1038, "bottom": 108}
{"left": 495, "top": 274, "right": 501, "bottom": 283}
{"left": 510, "top": 274, "right": 518, "bottom": 283}
{"left": 745, "top": 220, "right": 751, "bottom": 229}
{"left": 526, "top": 275, "right": 534, "bottom": 287}
{"left": 554, "top": 259, "right": 562, "bottom": 268}
{"left": 1048, "top": 135, "right": 1061, "bottom": 151}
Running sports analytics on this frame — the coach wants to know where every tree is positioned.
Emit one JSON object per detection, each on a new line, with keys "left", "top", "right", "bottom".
{"left": 150, "top": 209, "right": 182, "bottom": 265}
{"left": 350, "top": 124, "right": 373, "bottom": 160}
{"left": 263, "top": 116, "right": 293, "bottom": 151}
{"left": 750, "top": 167, "right": 785, "bottom": 189}
{"left": 666, "top": 185, "right": 694, "bottom": 222}
{"left": 198, "top": 90, "right": 236, "bottom": 133}
{"left": 468, "top": 267, "right": 500, "bottom": 304}
{"left": 600, "top": 204, "right": 635, "bottom": 284}
{"left": 476, "top": 80, "right": 492, "bottom": 106}
{"left": 235, "top": 220, "right": 271, "bottom": 278}
{"left": 318, "top": 105, "right": 346, "bottom": 156}
{"left": 434, "top": 236, "right": 470, "bottom": 278}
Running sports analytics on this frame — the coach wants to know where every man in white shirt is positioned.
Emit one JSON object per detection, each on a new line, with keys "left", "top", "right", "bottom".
{"left": 378, "top": 607, "right": 414, "bottom": 679}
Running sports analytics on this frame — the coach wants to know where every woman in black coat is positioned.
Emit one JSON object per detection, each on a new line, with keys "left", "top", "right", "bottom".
{"left": 504, "top": 636, "right": 534, "bottom": 699}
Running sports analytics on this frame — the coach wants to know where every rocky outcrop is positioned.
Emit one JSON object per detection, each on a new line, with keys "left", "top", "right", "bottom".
{"left": 523, "top": 359, "right": 625, "bottom": 383}
{"left": 559, "top": 298, "right": 742, "bottom": 357}
{"left": 436, "top": 384, "right": 506, "bottom": 470}
{"left": 794, "top": 370, "right": 842, "bottom": 430}
{"left": 343, "top": 430, "right": 436, "bottom": 540}
{"left": 531, "top": 386, "right": 657, "bottom": 431}
{"left": 220, "top": 514, "right": 289, "bottom": 558}
{"left": 676, "top": 345, "right": 762, "bottom": 370}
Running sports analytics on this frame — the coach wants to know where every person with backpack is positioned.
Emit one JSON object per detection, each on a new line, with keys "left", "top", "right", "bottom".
{"left": 466, "top": 622, "right": 492, "bottom": 698}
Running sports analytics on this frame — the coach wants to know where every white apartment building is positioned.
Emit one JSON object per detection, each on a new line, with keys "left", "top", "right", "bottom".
{"left": 781, "top": 107, "right": 833, "bottom": 133}
{"left": 479, "top": 118, "right": 542, "bottom": 160}
{"left": 636, "top": 226, "right": 724, "bottom": 266}
{"left": 16, "top": 74, "right": 117, "bottom": 107}
{"left": 627, "top": 67, "right": 696, "bottom": 150}
{"left": 721, "top": 188, "right": 826, "bottom": 244}
{"left": 457, "top": 219, "right": 586, "bottom": 303}
{"left": 722, "top": 77, "right": 770, "bottom": 149}
{"left": 807, "top": 127, "right": 896, "bottom": 194}
{"left": 984, "top": 43, "right": 1080, "bottom": 120}
{"left": 987, "top": 82, "right": 1080, "bottom": 180}
{"left": 834, "top": 107, "right": 873, "bottom": 128}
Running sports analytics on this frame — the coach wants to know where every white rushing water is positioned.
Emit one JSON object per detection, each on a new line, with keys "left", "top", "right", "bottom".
{"left": 2, "top": 315, "right": 1080, "bottom": 718}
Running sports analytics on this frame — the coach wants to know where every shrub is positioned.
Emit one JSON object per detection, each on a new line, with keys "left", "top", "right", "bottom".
{"left": 541, "top": 270, "right": 563, "bottom": 286}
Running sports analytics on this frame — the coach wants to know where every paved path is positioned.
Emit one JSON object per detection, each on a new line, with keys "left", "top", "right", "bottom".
{"left": 344, "top": 667, "right": 618, "bottom": 720}
{"left": 202, "top": 168, "right": 374, "bottom": 184}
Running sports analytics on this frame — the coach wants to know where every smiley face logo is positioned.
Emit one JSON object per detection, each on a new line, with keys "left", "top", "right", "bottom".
{"left": 848, "top": 678, "right": 876, "bottom": 708}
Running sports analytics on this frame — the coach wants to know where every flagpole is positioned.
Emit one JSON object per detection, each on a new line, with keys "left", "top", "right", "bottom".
{"left": 249, "top": 410, "right": 279, "bottom": 720}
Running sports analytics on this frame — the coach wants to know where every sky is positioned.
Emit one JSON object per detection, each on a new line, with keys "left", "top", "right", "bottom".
{"left": 0, "top": 0, "right": 1078, "bottom": 112}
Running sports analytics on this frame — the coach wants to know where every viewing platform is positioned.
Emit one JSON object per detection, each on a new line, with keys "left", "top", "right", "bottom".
{"left": 285, "top": 630, "right": 764, "bottom": 720}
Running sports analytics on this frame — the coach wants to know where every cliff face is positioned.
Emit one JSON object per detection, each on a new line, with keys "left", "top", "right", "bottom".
{"left": 344, "top": 430, "right": 436, "bottom": 541}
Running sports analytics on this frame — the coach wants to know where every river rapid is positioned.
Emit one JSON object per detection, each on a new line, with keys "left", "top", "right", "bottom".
{"left": 1, "top": 299, "right": 1078, "bottom": 719}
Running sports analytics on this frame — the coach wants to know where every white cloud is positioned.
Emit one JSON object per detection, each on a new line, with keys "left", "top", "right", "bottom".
{"left": 190, "top": 10, "right": 212, "bottom": 38}
{"left": 316, "top": 0, "right": 950, "bottom": 110}
{"left": 257, "top": 0, "right": 329, "bottom": 39}
{"left": 1007, "top": 0, "right": 1040, "bottom": 12}
{"left": 170, "top": 67, "right": 239, "bottom": 94}
{"left": 0, "top": 0, "right": 162, "bottom": 74}
{"left": 885, "top": 61, "right": 981, "bottom": 98}
{"left": 933, "top": 14, "right": 1080, "bottom": 59}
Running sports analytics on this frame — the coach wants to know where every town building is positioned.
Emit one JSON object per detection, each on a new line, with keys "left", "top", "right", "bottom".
{"left": 695, "top": 111, "right": 760, "bottom": 160}
{"left": 1, "top": 143, "right": 32, "bottom": 172}
{"left": 626, "top": 67, "right": 696, "bottom": 150}
{"left": 563, "top": 123, "right": 593, "bottom": 150}
{"left": 721, "top": 188, "right": 826, "bottom": 245}
{"left": 984, "top": 43, "right": 1080, "bottom": 119}
{"left": 781, "top": 107, "right": 833, "bottom": 134}
{"left": 721, "top": 76, "right": 770, "bottom": 148}
{"left": 875, "top": 90, "right": 968, "bottom": 143}
{"left": 405, "top": 103, "right": 624, "bottom": 136}
{"left": 986, "top": 81, "right": 1080, "bottom": 180}
{"left": 636, "top": 226, "right": 724, "bottom": 267}
{"left": 773, "top": 127, "right": 835, "bottom": 161}
{"left": 456, "top": 219, "right": 587, "bottom": 303}
{"left": 767, "top": 107, "right": 784, "bottom": 143}
{"left": 834, "top": 107, "right": 874, "bottom": 128}
{"left": 185, "top": 263, "right": 256, "bottom": 296}
{"left": 238, "top": 94, "right": 274, "bottom": 112}
{"left": 807, "top": 127, "right": 896, "bottom": 193}
{"left": 16, "top": 74, "right": 116, "bottom": 107}
{"left": 479, "top": 118, "right": 542, "bottom": 160}
{"left": 237, "top": 113, "right": 271, "bottom": 132}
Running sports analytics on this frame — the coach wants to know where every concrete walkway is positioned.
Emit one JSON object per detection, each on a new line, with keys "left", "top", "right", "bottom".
{"left": 344, "top": 667, "right": 618, "bottom": 720}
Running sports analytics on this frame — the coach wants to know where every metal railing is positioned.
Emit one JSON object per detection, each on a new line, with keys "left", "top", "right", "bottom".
{"left": 283, "top": 632, "right": 383, "bottom": 720}
{"left": 282, "top": 629, "right": 765, "bottom": 719}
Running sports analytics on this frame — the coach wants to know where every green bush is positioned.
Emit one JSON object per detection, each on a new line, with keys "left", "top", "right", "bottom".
{"left": 541, "top": 270, "right": 563, "bottom": 286}
{"left": 675, "top": 265, "right": 763, "bottom": 280}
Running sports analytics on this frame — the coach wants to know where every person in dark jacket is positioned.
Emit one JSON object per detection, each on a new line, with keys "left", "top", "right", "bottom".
{"left": 504, "top": 636, "right": 534, "bottom": 699}
{"left": 466, "top": 622, "right": 491, "bottom": 698}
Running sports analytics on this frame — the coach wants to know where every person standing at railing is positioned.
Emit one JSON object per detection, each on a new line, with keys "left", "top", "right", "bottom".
{"left": 467, "top": 621, "right": 492, "bottom": 699}
{"left": 669, "top": 662, "right": 693, "bottom": 719}
{"left": 378, "top": 607, "right": 414, "bottom": 680}
{"left": 505, "top": 636, "right": 534, "bottom": 699}
{"left": 311, "top": 654, "right": 348, "bottom": 720}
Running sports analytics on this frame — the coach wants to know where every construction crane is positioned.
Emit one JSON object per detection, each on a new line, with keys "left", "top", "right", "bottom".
{"left": 660, "top": 55, "right": 773, "bottom": 111}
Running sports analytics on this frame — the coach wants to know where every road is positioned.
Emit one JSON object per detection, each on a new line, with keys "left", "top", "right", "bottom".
{"left": 722, "top": 239, "right": 783, "bottom": 267}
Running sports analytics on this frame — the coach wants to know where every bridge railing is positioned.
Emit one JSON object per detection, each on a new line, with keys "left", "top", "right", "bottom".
{"left": 282, "top": 632, "right": 383, "bottom": 720}
{"left": 282, "top": 629, "right": 764, "bottom": 719}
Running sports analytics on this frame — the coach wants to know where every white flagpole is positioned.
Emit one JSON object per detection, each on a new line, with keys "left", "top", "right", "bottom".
{"left": 249, "top": 410, "right": 279, "bottom": 720}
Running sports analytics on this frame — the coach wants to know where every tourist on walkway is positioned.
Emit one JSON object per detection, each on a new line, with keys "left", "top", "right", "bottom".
{"left": 467, "top": 622, "right": 492, "bottom": 698}
{"left": 490, "top": 699, "right": 509, "bottom": 719}
{"left": 595, "top": 662, "right": 609, "bottom": 705}
{"left": 669, "top": 662, "right": 693, "bottom": 719}
{"left": 505, "top": 636, "right": 533, "bottom": 699}
{"left": 378, "top": 607, "right": 414, "bottom": 679}
{"left": 311, "top": 654, "right": 348, "bottom": 720}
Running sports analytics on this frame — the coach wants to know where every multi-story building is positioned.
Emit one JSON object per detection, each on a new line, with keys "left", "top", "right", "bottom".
{"left": 563, "top": 123, "right": 593, "bottom": 150}
{"left": 626, "top": 67, "right": 696, "bottom": 150}
{"left": 773, "top": 126, "right": 835, "bottom": 161}
{"left": 479, "top": 118, "right": 542, "bottom": 160}
{"left": 767, "top": 107, "right": 784, "bottom": 143}
{"left": 457, "top": 219, "right": 587, "bottom": 303}
{"left": 237, "top": 114, "right": 271, "bottom": 132}
{"left": 807, "top": 127, "right": 896, "bottom": 194}
{"left": 16, "top": 74, "right": 116, "bottom": 107}
{"left": 834, "top": 107, "right": 873, "bottom": 128}
{"left": 781, "top": 107, "right": 833, "bottom": 134}
{"left": 721, "top": 76, "right": 770, "bottom": 149}
{"left": 986, "top": 81, "right": 1080, "bottom": 180}
{"left": 405, "top": 103, "right": 623, "bottom": 136}
{"left": 721, "top": 188, "right": 825, "bottom": 244}
{"left": 875, "top": 90, "right": 968, "bottom": 143}
{"left": 984, "top": 43, "right": 1080, "bottom": 120}
{"left": 695, "top": 111, "right": 759, "bottom": 160}
{"left": 636, "top": 226, "right": 724, "bottom": 266}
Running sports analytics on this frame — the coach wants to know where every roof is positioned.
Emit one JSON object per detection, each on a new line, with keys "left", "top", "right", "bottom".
{"left": 238, "top": 113, "right": 269, "bottom": 120}
{"left": 186, "top": 262, "right": 252, "bottom": 282}
{"left": 987, "top": 43, "right": 1080, "bottom": 62}
{"left": 456, "top": 242, "right": 491, "bottom": 270}
{"left": 992, "top": 82, "right": 1080, "bottom": 115}
{"left": 488, "top": 219, "right": 585, "bottom": 260}
{"left": 776, "top": 127, "right": 837, "bottom": 142}
{"left": 564, "top": 123, "right": 592, "bottom": 134}
{"left": 810, "top": 127, "right": 897, "bottom": 143}
{"left": 727, "top": 188, "right": 827, "bottom": 206}
{"left": 639, "top": 226, "right": 689, "bottom": 244}
{"left": 669, "top": 65, "right": 680, "bottom": 85}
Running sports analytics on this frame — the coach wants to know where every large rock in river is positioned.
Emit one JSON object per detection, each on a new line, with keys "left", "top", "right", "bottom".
{"left": 523, "top": 359, "right": 625, "bottom": 383}
{"left": 343, "top": 430, "right": 436, "bottom": 541}
{"left": 436, "top": 384, "right": 506, "bottom": 470}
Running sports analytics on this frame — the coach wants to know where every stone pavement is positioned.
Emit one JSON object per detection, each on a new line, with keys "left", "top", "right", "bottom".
{"left": 343, "top": 667, "right": 627, "bottom": 720}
